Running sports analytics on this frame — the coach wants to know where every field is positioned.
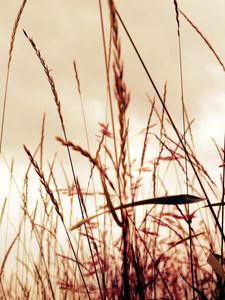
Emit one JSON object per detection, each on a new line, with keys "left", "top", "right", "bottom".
{"left": 0, "top": 1, "right": 225, "bottom": 299}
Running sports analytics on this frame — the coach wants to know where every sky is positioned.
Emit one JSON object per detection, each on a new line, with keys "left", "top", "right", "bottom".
{"left": 0, "top": 0, "right": 225, "bottom": 216}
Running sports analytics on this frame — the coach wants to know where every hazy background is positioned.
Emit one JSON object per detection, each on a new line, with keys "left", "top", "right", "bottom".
{"left": 0, "top": 0, "right": 225, "bottom": 220}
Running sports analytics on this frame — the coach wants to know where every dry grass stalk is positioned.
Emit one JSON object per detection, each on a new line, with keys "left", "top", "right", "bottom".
{"left": 56, "top": 137, "right": 117, "bottom": 195}
{"left": 57, "top": 137, "right": 122, "bottom": 228}
{"left": 98, "top": 0, "right": 120, "bottom": 196}
{"left": 23, "top": 144, "right": 92, "bottom": 299}
{"left": 73, "top": 60, "right": 81, "bottom": 96}
{"left": 138, "top": 100, "right": 155, "bottom": 191}
{"left": 0, "top": 198, "right": 7, "bottom": 225}
{"left": 173, "top": 0, "right": 180, "bottom": 37}
{"left": 73, "top": 60, "right": 102, "bottom": 246}
{"left": 23, "top": 145, "right": 62, "bottom": 220}
{"left": 180, "top": 9, "right": 225, "bottom": 72}
{"left": 39, "top": 113, "right": 46, "bottom": 172}
{"left": 8, "top": 0, "right": 28, "bottom": 67}
{"left": 0, "top": 0, "right": 28, "bottom": 153}
{"left": 0, "top": 234, "right": 19, "bottom": 279}
{"left": 23, "top": 30, "right": 65, "bottom": 133}
{"left": 109, "top": 0, "right": 130, "bottom": 202}
{"left": 108, "top": 4, "right": 131, "bottom": 296}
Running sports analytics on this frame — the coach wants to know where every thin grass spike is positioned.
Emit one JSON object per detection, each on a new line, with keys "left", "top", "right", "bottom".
{"left": 0, "top": 0, "right": 28, "bottom": 154}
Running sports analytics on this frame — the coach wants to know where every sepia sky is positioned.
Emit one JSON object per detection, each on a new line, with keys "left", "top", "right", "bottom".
{"left": 0, "top": 0, "right": 225, "bottom": 198}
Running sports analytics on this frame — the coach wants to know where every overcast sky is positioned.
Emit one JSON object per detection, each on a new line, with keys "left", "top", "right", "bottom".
{"left": 0, "top": 1, "right": 225, "bottom": 199}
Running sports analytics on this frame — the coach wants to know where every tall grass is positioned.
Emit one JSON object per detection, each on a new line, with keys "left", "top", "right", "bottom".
{"left": 0, "top": 1, "right": 225, "bottom": 299}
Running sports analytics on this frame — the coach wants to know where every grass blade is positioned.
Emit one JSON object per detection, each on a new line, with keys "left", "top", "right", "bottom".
{"left": 207, "top": 252, "right": 225, "bottom": 280}
{"left": 70, "top": 194, "right": 205, "bottom": 230}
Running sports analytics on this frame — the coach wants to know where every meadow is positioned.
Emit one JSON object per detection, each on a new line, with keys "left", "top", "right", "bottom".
{"left": 0, "top": 1, "right": 225, "bottom": 299}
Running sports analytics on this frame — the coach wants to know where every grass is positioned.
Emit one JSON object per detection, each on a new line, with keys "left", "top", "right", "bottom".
{"left": 0, "top": 1, "right": 225, "bottom": 299}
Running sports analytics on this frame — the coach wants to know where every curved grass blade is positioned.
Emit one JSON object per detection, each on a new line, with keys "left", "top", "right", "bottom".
{"left": 119, "top": 194, "right": 204, "bottom": 208}
{"left": 207, "top": 253, "right": 225, "bottom": 280}
{"left": 203, "top": 202, "right": 225, "bottom": 208}
{"left": 70, "top": 194, "right": 205, "bottom": 230}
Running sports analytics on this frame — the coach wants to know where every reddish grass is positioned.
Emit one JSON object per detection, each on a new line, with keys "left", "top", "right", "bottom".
{"left": 0, "top": 1, "right": 225, "bottom": 299}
